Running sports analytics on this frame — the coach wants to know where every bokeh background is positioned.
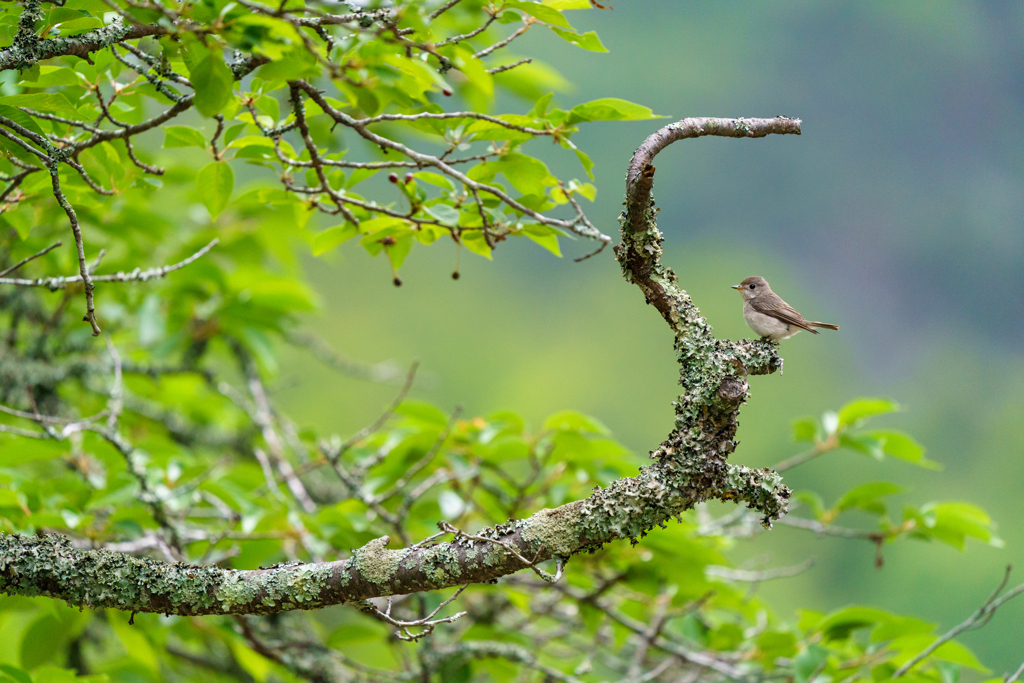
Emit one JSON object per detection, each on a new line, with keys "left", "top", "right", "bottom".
{"left": 278, "top": 2, "right": 1024, "bottom": 671}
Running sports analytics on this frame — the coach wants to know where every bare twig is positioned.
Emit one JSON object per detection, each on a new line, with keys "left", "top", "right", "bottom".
{"left": 438, "top": 521, "right": 563, "bottom": 584}
{"left": 328, "top": 361, "right": 419, "bottom": 460}
{"left": 357, "top": 584, "right": 469, "bottom": 641}
{"left": 705, "top": 558, "right": 815, "bottom": 582}
{"left": 428, "top": 0, "right": 462, "bottom": 20}
{"left": 773, "top": 433, "right": 839, "bottom": 472}
{"left": 474, "top": 23, "right": 531, "bottom": 59}
{"left": 0, "top": 239, "right": 219, "bottom": 289}
{"left": 893, "top": 566, "right": 1024, "bottom": 678}
{"left": 486, "top": 58, "right": 532, "bottom": 75}
{"left": 0, "top": 241, "right": 62, "bottom": 278}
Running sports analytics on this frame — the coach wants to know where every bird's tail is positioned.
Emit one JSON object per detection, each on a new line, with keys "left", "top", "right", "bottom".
{"left": 809, "top": 322, "right": 839, "bottom": 331}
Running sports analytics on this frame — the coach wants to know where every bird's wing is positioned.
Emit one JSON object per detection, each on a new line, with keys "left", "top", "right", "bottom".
{"left": 749, "top": 295, "right": 818, "bottom": 333}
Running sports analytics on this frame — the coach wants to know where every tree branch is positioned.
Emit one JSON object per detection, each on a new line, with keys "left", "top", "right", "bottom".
{"left": 0, "top": 460, "right": 786, "bottom": 616}
{"left": 0, "top": 116, "right": 798, "bottom": 623}
{"left": 893, "top": 566, "right": 1024, "bottom": 678}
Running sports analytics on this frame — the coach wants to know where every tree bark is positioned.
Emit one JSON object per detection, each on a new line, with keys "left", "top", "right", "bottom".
{"left": 0, "top": 117, "right": 800, "bottom": 616}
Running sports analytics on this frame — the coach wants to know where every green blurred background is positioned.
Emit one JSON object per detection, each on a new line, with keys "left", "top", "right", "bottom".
{"left": 278, "top": 1, "right": 1024, "bottom": 671}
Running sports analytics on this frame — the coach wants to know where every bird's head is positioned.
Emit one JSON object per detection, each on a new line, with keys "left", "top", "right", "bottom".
{"left": 731, "top": 276, "right": 770, "bottom": 301}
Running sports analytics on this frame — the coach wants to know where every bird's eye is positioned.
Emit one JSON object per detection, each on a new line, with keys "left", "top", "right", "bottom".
{"left": 748, "top": 284, "right": 756, "bottom": 289}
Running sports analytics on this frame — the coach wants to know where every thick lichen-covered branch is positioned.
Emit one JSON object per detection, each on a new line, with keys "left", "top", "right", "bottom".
{"left": 0, "top": 13, "right": 166, "bottom": 72}
{"left": 0, "top": 458, "right": 786, "bottom": 615}
{"left": 611, "top": 116, "right": 802, "bottom": 536}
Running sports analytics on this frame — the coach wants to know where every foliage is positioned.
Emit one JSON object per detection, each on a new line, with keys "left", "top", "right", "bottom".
{"left": 0, "top": 1, "right": 1017, "bottom": 682}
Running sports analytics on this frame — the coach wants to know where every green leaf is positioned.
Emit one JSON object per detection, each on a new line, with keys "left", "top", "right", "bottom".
{"left": 528, "top": 93, "right": 554, "bottom": 118}
{"left": 190, "top": 53, "right": 234, "bottom": 117}
{"left": 461, "top": 231, "right": 492, "bottom": 259}
{"left": 19, "top": 66, "right": 82, "bottom": 87}
{"left": 0, "top": 489, "right": 25, "bottom": 508}
{"left": 397, "top": 401, "right": 450, "bottom": 427}
{"left": 865, "top": 429, "right": 940, "bottom": 469}
{"left": 108, "top": 613, "right": 158, "bottom": 674}
{"left": 892, "top": 634, "right": 988, "bottom": 672}
{"left": 543, "top": 0, "right": 591, "bottom": 7}
{"left": 563, "top": 179, "right": 596, "bottom": 201}
{"left": 550, "top": 27, "right": 608, "bottom": 52}
{"left": 311, "top": 224, "right": 358, "bottom": 255}
{"left": 872, "top": 615, "right": 935, "bottom": 641}
{"left": 52, "top": 16, "right": 103, "bottom": 35}
{"left": 385, "top": 234, "right": 414, "bottom": 269}
{"left": 833, "top": 481, "right": 902, "bottom": 515}
{"left": 196, "top": 161, "right": 234, "bottom": 219}
{"left": 1, "top": 207, "right": 33, "bottom": 240}
{"left": 358, "top": 216, "right": 406, "bottom": 235}
{"left": 838, "top": 397, "right": 900, "bottom": 426}
{"left": 543, "top": 410, "right": 609, "bottom": 435}
{"left": 568, "top": 97, "right": 661, "bottom": 125}
{"left": 0, "top": 665, "right": 31, "bottom": 683}
{"left": 793, "top": 644, "right": 829, "bottom": 683}
{"left": 0, "top": 93, "right": 80, "bottom": 119}
{"left": 756, "top": 631, "right": 798, "bottom": 664}
{"left": 817, "top": 606, "right": 893, "bottom": 641}
{"left": 0, "top": 104, "right": 45, "bottom": 138}
{"left": 791, "top": 417, "right": 819, "bottom": 443}
{"left": 504, "top": 0, "right": 574, "bottom": 28}
{"left": 929, "top": 640, "right": 987, "bottom": 671}
{"left": 839, "top": 432, "right": 884, "bottom": 460}
{"left": 495, "top": 153, "right": 558, "bottom": 196}
{"left": 229, "top": 641, "right": 273, "bottom": 683}
{"left": 414, "top": 172, "right": 455, "bottom": 191}
{"left": 522, "top": 224, "right": 561, "bottom": 256}
{"left": 425, "top": 204, "right": 461, "bottom": 227}
{"left": 163, "top": 125, "right": 208, "bottom": 149}
{"left": 256, "top": 48, "right": 317, "bottom": 83}
{"left": 47, "top": 7, "right": 87, "bottom": 24}
{"left": 346, "top": 168, "right": 378, "bottom": 188}
{"left": 574, "top": 148, "right": 594, "bottom": 179}
{"left": 914, "top": 502, "right": 1002, "bottom": 550}
{"left": 63, "top": 0, "right": 111, "bottom": 11}
{"left": 794, "top": 491, "right": 825, "bottom": 520}
{"left": 449, "top": 47, "right": 493, "bottom": 99}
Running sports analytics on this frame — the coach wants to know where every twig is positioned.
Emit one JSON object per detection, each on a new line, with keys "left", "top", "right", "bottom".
{"left": 438, "top": 521, "right": 563, "bottom": 584}
{"left": 50, "top": 169, "right": 100, "bottom": 335}
{"left": 705, "top": 558, "right": 815, "bottom": 582}
{"left": 0, "top": 239, "right": 219, "bottom": 289}
{"left": 529, "top": 578, "right": 746, "bottom": 680}
{"left": 1007, "top": 659, "right": 1024, "bottom": 683}
{"left": 474, "top": 23, "right": 531, "bottom": 59}
{"left": 357, "top": 584, "right": 469, "bottom": 641}
{"left": 486, "top": 58, "right": 532, "bottom": 75}
{"left": 428, "top": 0, "right": 462, "bottom": 20}
{"left": 329, "top": 361, "right": 419, "bottom": 459}
{"left": 286, "top": 331, "right": 403, "bottom": 383}
{"left": 893, "top": 566, "right": 1024, "bottom": 678}
{"left": 373, "top": 406, "right": 462, "bottom": 504}
{"left": 104, "top": 336, "right": 124, "bottom": 430}
{"left": 0, "top": 241, "right": 62, "bottom": 278}
{"left": 773, "top": 433, "right": 839, "bottom": 472}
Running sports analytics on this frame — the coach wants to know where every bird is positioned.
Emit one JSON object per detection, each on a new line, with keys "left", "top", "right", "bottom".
{"left": 731, "top": 276, "right": 839, "bottom": 341}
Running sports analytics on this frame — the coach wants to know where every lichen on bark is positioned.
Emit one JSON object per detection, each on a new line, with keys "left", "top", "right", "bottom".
{"left": 0, "top": 117, "right": 800, "bottom": 616}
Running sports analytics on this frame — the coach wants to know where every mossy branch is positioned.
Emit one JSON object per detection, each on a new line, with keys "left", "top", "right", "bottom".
{"left": 0, "top": 460, "right": 786, "bottom": 616}
{"left": 0, "top": 116, "right": 798, "bottom": 617}
{"left": 612, "top": 116, "right": 802, "bottom": 531}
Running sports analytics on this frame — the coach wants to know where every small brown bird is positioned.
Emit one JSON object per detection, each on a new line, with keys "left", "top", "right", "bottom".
{"left": 731, "top": 276, "right": 839, "bottom": 341}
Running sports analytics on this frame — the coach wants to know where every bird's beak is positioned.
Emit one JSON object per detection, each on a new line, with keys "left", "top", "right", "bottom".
{"left": 730, "top": 285, "right": 742, "bottom": 290}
